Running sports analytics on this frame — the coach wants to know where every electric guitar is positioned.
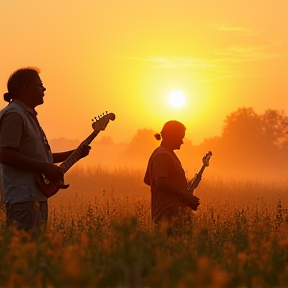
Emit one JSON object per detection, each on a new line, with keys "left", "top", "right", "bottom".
{"left": 36, "top": 112, "right": 116, "bottom": 198}
{"left": 188, "top": 151, "right": 212, "bottom": 194}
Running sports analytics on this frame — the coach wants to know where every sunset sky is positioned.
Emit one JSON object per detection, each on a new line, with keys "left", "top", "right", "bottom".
{"left": 0, "top": 0, "right": 287, "bottom": 145}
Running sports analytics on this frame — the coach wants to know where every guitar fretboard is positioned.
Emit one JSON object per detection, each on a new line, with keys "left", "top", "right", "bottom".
{"left": 59, "top": 130, "right": 100, "bottom": 174}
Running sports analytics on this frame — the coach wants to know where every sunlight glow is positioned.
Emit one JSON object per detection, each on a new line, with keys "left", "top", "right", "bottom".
{"left": 168, "top": 90, "right": 186, "bottom": 108}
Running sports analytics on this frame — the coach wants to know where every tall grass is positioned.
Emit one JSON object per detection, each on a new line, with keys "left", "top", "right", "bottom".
{"left": 0, "top": 165, "right": 288, "bottom": 287}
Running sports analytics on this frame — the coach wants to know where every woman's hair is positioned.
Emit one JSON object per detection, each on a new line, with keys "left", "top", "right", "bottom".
{"left": 3, "top": 67, "right": 40, "bottom": 103}
{"left": 154, "top": 133, "right": 162, "bottom": 140}
{"left": 154, "top": 120, "right": 186, "bottom": 140}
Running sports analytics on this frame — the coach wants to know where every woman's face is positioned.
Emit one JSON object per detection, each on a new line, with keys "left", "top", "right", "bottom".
{"left": 170, "top": 129, "right": 186, "bottom": 150}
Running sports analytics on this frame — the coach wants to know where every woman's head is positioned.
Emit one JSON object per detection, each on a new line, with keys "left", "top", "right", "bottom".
{"left": 155, "top": 120, "right": 186, "bottom": 150}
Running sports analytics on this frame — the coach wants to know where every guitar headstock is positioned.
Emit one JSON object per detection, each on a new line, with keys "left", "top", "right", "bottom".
{"left": 202, "top": 151, "right": 212, "bottom": 167}
{"left": 92, "top": 112, "right": 116, "bottom": 131}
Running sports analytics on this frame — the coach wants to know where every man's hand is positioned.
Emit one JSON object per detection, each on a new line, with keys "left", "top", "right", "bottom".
{"left": 79, "top": 143, "right": 91, "bottom": 159}
{"left": 42, "top": 163, "right": 64, "bottom": 185}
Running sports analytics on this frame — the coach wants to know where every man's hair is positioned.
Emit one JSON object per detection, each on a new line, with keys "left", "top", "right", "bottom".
{"left": 154, "top": 120, "right": 186, "bottom": 140}
{"left": 4, "top": 67, "right": 40, "bottom": 102}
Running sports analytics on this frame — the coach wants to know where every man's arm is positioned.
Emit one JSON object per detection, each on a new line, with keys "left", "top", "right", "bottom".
{"left": 0, "top": 113, "right": 63, "bottom": 184}
{"left": 0, "top": 147, "right": 64, "bottom": 184}
{"left": 52, "top": 144, "right": 91, "bottom": 164}
{"left": 53, "top": 150, "right": 74, "bottom": 163}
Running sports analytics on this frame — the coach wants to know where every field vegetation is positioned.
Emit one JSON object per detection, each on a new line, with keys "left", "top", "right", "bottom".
{"left": 0, "top": 165, "right": 288, "bottom": 288}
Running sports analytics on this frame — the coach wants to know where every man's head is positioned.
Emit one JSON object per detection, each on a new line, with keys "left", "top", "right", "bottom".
{"left": 4, "top": 67, "right": 46, "bottom": 108}
{"left": 157, "top": 120, "right": 186, "bottom": 150}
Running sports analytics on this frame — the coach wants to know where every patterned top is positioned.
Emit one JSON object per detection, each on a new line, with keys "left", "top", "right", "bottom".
{"left": 0, "top": 100, "right": 53, "bottom": 203}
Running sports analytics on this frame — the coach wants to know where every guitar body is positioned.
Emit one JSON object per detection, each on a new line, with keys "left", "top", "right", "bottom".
{"left": 35, "top": 172, "right": 69, "bottom": 198}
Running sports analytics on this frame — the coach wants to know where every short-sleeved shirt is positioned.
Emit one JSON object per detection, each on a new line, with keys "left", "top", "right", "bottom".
{"left": 0, "top": 100, "right": 53, "bottom": 204}
{"left": 144, "top": 145, "right": 188, "bottom": 221}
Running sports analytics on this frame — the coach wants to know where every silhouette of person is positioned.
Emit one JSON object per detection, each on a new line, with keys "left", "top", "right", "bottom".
{"left": 0, "top": 67, "right": 90, "bottom": 234}
{"left": 144, "top": 120, "right": 200, "bottom": 227}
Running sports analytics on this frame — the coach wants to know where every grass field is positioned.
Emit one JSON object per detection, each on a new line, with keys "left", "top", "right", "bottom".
{"left": 1, "top": 166, "right": 288, "bottom": 288}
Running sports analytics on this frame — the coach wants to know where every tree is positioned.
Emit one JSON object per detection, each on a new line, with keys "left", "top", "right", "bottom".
{"left": 260, "top": 109, "right": 288, "bottom": 148}
{"left": 222, "top": 107, "right": 264, "bottom": 146}
{"left": 219, "top": 107, "right": 288, "bottom": 179}
{"left": 120, "top": 129, "right": 158, "bottom": 167}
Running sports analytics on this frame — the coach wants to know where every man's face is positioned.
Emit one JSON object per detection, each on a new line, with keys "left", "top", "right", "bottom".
{"left": 171, "top": 129, "right": 185, "bottom": 150}
{"left": 25, "top": 75, "right": 46, "bottom": 107}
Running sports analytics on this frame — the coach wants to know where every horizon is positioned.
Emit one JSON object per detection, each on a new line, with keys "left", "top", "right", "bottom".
{"left": 47, "top": 106, "right": 288, "bottom": 146}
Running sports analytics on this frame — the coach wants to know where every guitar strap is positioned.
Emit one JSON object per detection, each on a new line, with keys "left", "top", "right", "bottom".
{"left": 27, "top": 110, "right": 53, "bottom": 164}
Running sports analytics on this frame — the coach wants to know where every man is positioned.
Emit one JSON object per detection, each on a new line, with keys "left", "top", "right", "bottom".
{"left": 144, "top": 120, "right": 200, "bottom": 226}
{"left": 0, "top": 67, "right": 90, "bottom": 233}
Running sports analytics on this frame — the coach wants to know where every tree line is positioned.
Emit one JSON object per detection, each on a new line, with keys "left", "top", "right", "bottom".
{"left": 49, "top": 107, "right": 288, "bottom": 181}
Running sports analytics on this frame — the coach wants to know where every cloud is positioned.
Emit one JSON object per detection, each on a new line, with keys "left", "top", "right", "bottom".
{"left": 118, "top": 56, "right": 217, "bottom": 69}
{"left": 149, "top": 57, "right": 217, "bottom": 69}
{"left": 117, "top": 42, "right": 287, "bottom": 81}
{"left": 215, "top": 44, "right": 288, "bottom": 63}
{"left": 118, "top": 42, "right": 287, "bottom": 69}
{"left": 210, "top": 23, "right": 257, "bottom": 35}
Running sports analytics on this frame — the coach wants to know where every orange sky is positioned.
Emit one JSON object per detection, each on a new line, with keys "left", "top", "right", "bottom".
{"left": 0, "top": 0, "right": 287, "bottom": 145}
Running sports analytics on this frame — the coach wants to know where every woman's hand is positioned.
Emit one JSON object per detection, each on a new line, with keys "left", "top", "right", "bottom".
{"left": 188, "top": 195, "right": 201, "bottom": 211}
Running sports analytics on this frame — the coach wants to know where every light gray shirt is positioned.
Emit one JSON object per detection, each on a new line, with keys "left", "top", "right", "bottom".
{"left": 0, "top": 100, "right": 53, "bottom": 204}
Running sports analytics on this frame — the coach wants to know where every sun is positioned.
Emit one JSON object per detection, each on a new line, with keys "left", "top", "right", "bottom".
{"left": 168, "top": 90, "right": 186, "bottom": 108}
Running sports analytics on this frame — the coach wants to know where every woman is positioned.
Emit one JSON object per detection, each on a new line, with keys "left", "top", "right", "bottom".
{"left": 144, "top": 120, "right": 200, "bottom": 225}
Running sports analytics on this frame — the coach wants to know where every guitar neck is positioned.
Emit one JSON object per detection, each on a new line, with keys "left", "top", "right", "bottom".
{"left": 188, "top": 151, "right": 212, "bottom": 194}
{"left": 197, "top": 164, "right": 207, "bottom": 177}
{"left": 59, "top": 130, "right": 100, "bottom": 174}
{"left": 188, "top": 164, "right": 207, "bottom": 194}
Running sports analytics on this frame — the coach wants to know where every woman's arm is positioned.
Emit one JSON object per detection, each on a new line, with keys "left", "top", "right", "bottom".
{"left": 154, "top": 153, "right": 200, "bottom": 209}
